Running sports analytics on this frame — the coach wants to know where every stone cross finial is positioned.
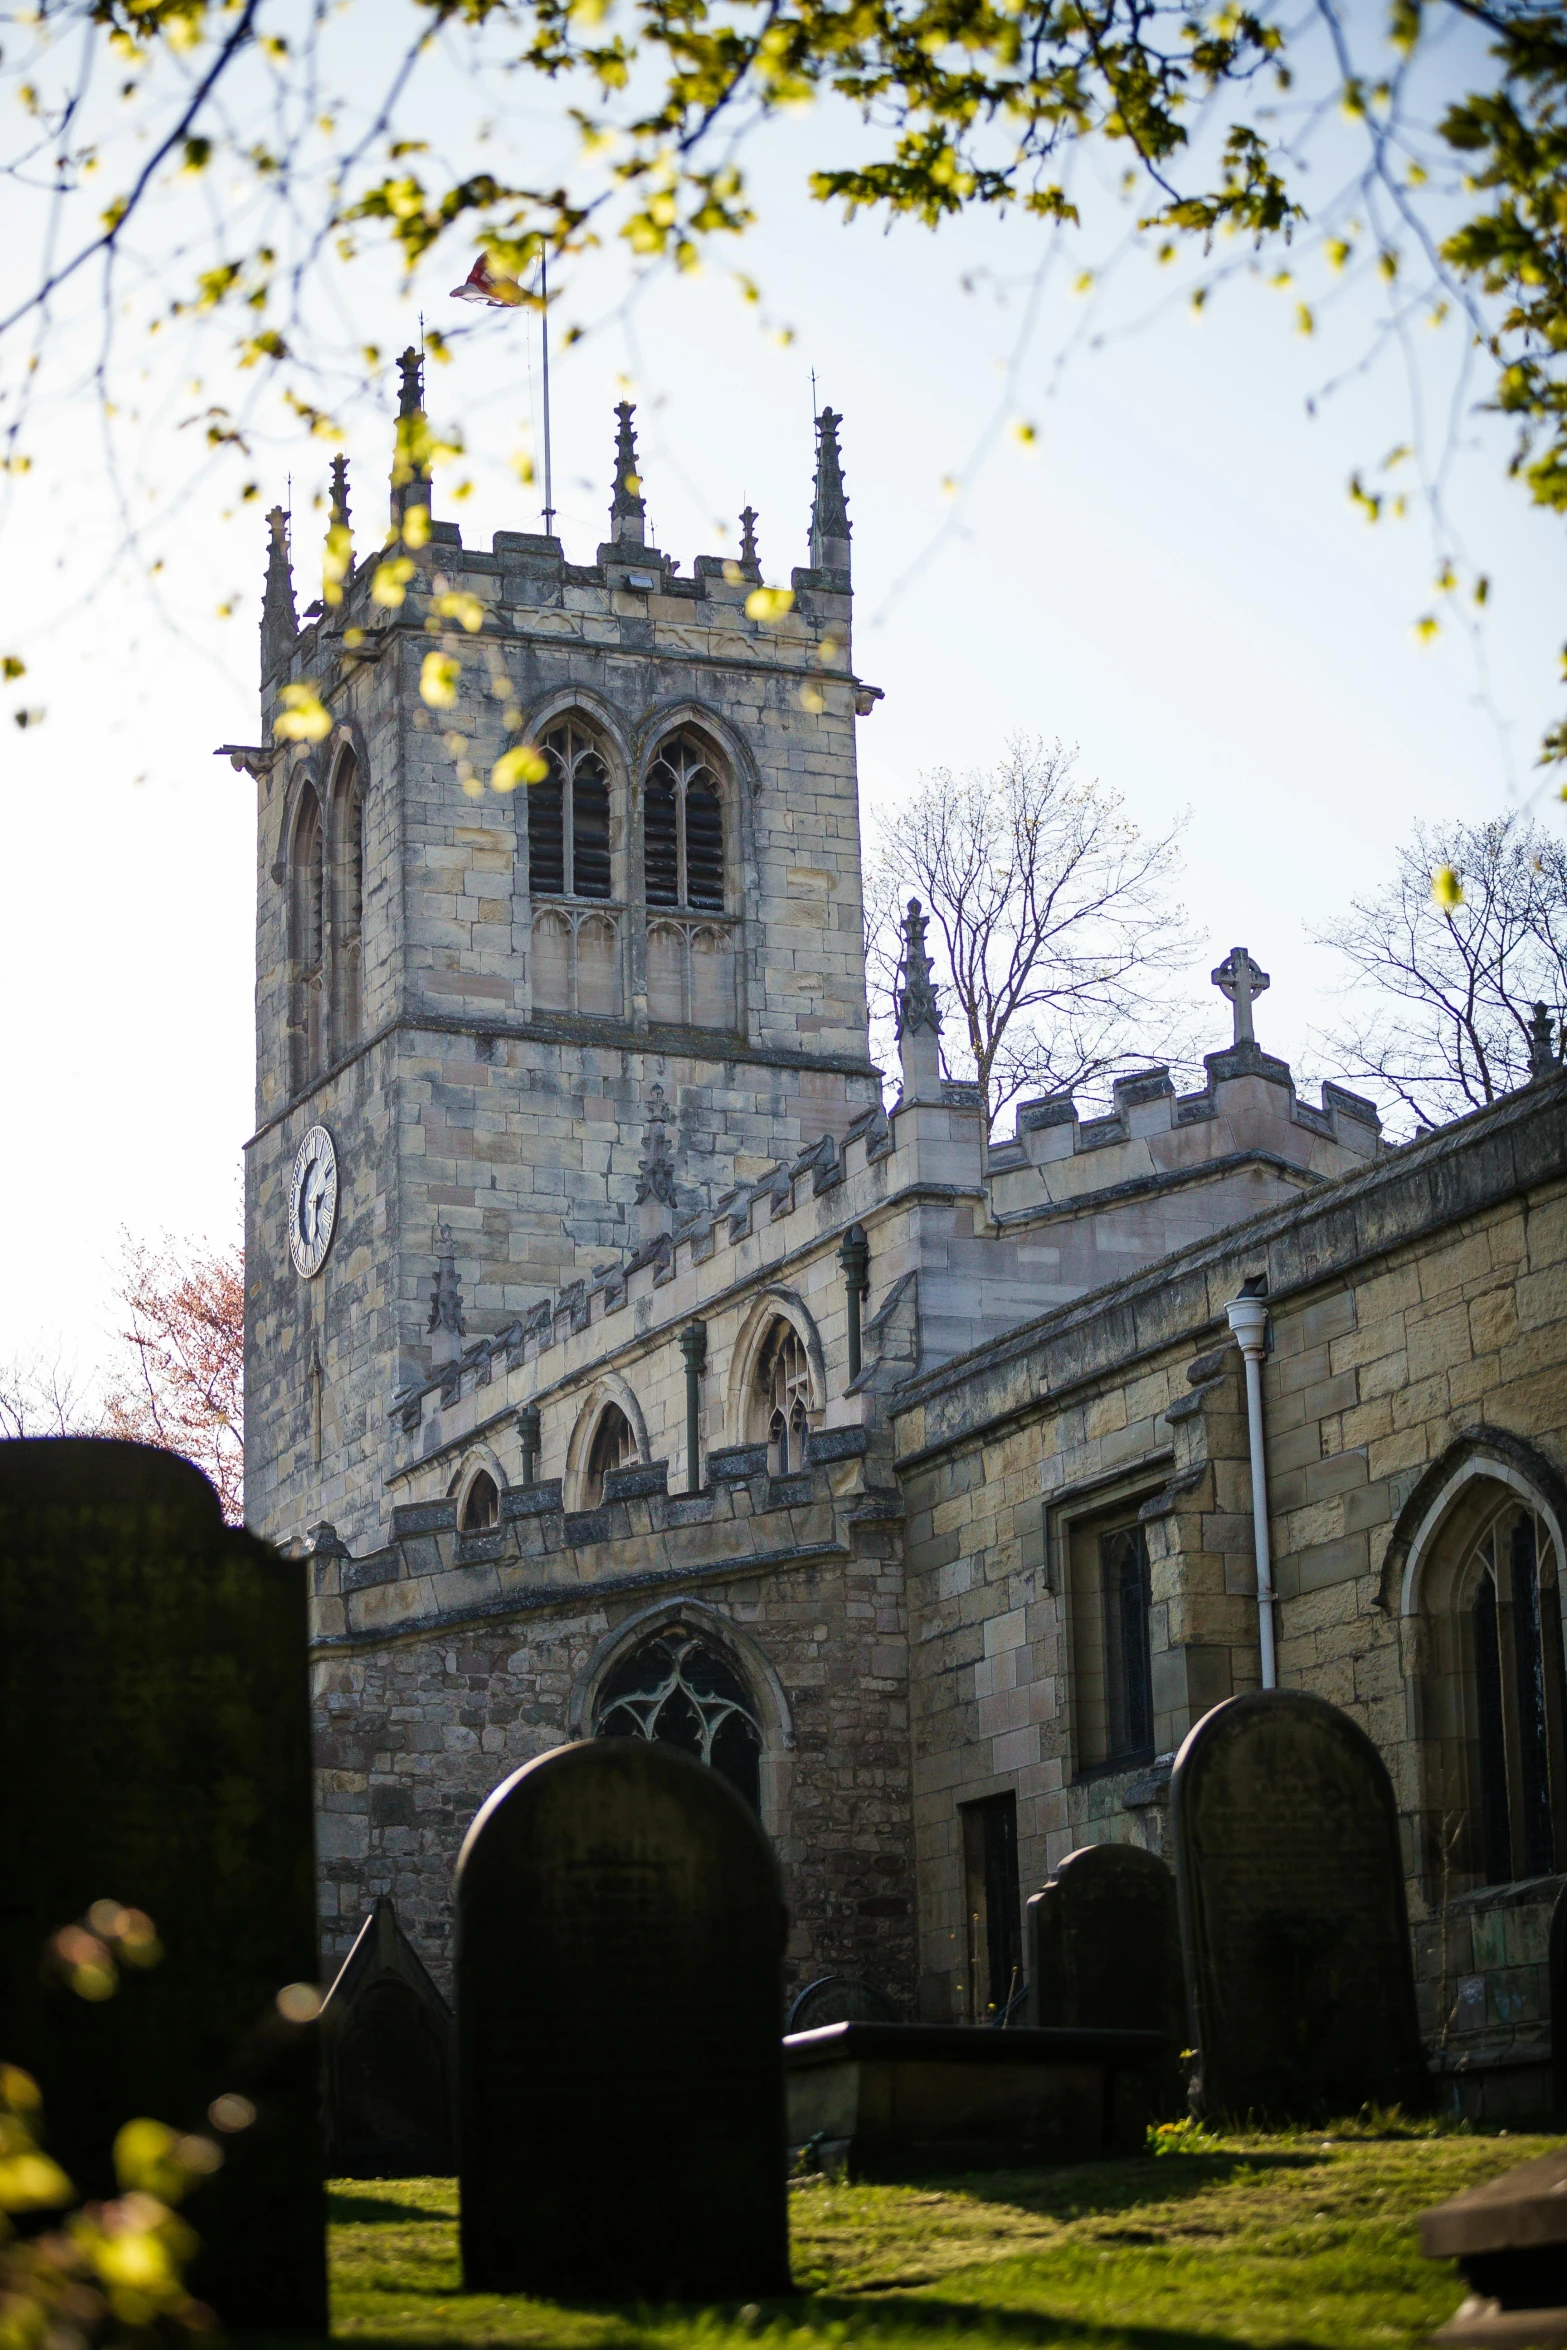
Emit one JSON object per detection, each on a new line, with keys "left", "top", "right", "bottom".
{"left": 634, "top": 1084, "right": 678, "bottom": 1208}
{"left": 895, "top": 898, "right": 942, "bottom": 1040}
{"left": 1211, "top": 946, "right": 1270, "bottom": 1047}
{"left": 739, "top": 506, "right": 760, "bottom": 576}
{"left": 808, "top": 406, "right": 850, "bottom": 577}
{"left": 610, "top": 400, "right": 646, "bottom": 546}
{"left": 1528, "top": 1000, "right": 1564, "bottom": 1082}
{"left": 428, "top": 1222, "right": 466, "bottom": 1364}
{"left": 329, "top": 453, "right": 351, "bottom": 533}
{"left": 397, "top": 346, "right": 425, "bottom": 418}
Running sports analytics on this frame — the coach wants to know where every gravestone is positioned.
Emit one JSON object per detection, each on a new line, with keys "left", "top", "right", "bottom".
{"left": 1026, "top": 1842, "right": 1187, "bottom": 2117}
{"left": 1549, "top": 1878, "right": 1567, "bottom": 2115}
{"left": 787, "top": 1974, "right": 901, "bottom": 2031}
{"left": 1171, "top": 1689, "right": 1427, "bottom": 2120}
{"left": 1422, "top": 2144, "right": 1567, "bottom": 2340}
{"left": 457, "top": 1737, "right": 790, "bottom": 2300}
{"left": 321, "top": 1898, "right": 455, "bottom": 2177}
{"left": 0, "top": 1440, "right": 326, "bottom": 2335}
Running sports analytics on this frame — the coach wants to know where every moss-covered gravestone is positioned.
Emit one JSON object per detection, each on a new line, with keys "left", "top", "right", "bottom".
{"left": 1026, "top": 1842, "right": 1188, "bottom": 2118}
{"left": 1171, "top": 1690, "right": 1427, "bottom": 2121}
{"left": 457, "top": 1738, "right": 791, "bottom": 2300}
{"left": 0, "top": 1440, "right": 326, "bottom": 2334}
{"left": 321, "top": 1897, "right": 454, "bottom": 2177}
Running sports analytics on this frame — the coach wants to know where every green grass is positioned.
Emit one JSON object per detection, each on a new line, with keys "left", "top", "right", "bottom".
{"left": 325, "top": 2129, "right": 1553, "bottom": 2350}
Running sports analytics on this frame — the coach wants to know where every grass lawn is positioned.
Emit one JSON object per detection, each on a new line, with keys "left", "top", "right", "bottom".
{"left": 326, "top": 2125, "right": 1555, "bottom": 2350}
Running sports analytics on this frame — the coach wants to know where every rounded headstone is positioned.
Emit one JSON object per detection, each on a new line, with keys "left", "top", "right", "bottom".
{"left": 1171, "top": 1690, "right": 1427, "bottom": 2121}
{"left": 1027, "top": 1842, "right": 1187, "bottom": 2117}
{"left": 456, "top": 1738, "right": 791, "bottom": 2300}
{"left": 0, "top": 1439, "right": 326, "bottom": 2335}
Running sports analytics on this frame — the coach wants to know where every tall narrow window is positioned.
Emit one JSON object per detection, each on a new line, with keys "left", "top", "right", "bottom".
{"left": 756, "top": 1322, "right": 811, "bottom": 1475}
{"left": 961, "top": 1793, "right": 1022, "bottom": 2023}
{"left": 333, "top": 754, "right": 364, "bottom": 1052}
{"left": 1460, "top": 1500, "right": 1567, "bottom": 1887}
{"left": 460, "top": 1470, "right": 500, "bottom": 1533}
{"left": 528, "top": 720, "right": 611, "bottom": 901}
{"left": 643, "top": 736, "right": 725, "bottom": 912}
{"left": 291, "top": 783, "right": 326, "bottom": 1086}
{"left": 583, "top": 1403, "right": 637, "bottom": 1508}
{"left": 1102, "top": 1522, "right": 1155, "bottom": 1762}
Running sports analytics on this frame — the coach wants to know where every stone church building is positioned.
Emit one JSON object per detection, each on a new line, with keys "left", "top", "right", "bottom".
{"left": 243, "top": 358, "right": 1567, "bottom": 2114}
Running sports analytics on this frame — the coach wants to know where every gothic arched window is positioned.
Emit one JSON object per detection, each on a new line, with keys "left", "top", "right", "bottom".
{"left": 644, "top": 735, "right": 725, "bottom": 913}
{"left": 460, "top": 1470, "right": 500, "bottom": 1533}
{"left": 332, "top": 752, "right": 365, "bottom": 1053}
{"left": 290, "top": 781, "right": 326, "bottom": 1087}
{"left": 757, "top": 1321, "right": 812, "bottom": 1476}
{"left": 528, "top": 719, "right": 611, "bottom": 902}
{"left": 583, "top": 1403, "right": 637, "bottom": 1508}
{"left": 594, "top": 1628, "right": 762, "bottom": 1810}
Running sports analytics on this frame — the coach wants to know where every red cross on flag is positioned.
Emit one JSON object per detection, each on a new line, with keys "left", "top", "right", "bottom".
{"left": 450, "top": 253, "right": 525, "bottom": 307}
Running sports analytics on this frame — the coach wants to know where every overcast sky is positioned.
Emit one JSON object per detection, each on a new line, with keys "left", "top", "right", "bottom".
{"left": 2, "top": 10, "right": 1563, "bottom": 1391}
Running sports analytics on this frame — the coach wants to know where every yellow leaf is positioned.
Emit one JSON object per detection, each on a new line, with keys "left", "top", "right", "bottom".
{"left": 0, "top": 2150, "right": 74, "bottom": 2210}
{"left": 273, "top": 684, "right": 332, "bottom": 743}
{"left": 745, "top": 587, "right": 795, "bottom": 622}
{"left": 435, "top": 590, "right": 485, "bottom": 633}
{"left": 0, "top": 2068, "right": 41, "bottom": 2115}
{"left": 799, "top": 683, "right": 826, "bottom": 714}
{"left": 1011, "top": 419, "right": 1037, "bottom": 446}
{"left": 402, "top": 504, "right": 431, "bottom": 550}
{"left": 1296, "top": 303, "right": 1315, "bottom": 335}
{"left": 492, "top": 744, "right": 550, "bottom": 792}
{"left": 1432, "top": 864, "right": 1464, "bottom": 909}
{"left": 371, "top": 557, "right": 415, "bottom": 609}
{"left": 1413, "top": 614, "right": 1440, "bottom": 643}
{"left": 420, "top": 652, "right": 460, "bottom": 710}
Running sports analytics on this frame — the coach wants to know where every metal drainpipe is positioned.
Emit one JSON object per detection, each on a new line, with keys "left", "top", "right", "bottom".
{"left": 516, "top": 1401, "right": 541, "bottom": 1488}
{"left": 837, "top": 1223, "right": 870, "bottom": 1384}
{"left": 1225, "top": 1286, "right": 1278, "bottom": 1692}
{"left": 678, "top": 1320, "right": 707, "bottom": 1495}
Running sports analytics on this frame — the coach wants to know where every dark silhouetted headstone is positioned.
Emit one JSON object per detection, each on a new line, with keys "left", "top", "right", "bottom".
{"left": 0, "top": 1440, "right": 326, "bottom": 2335}
{"left": 457, "top": 1738, "right": 790, "bottom": 2299}
{"left": 1550, "top": 1879, "right": 1567, "bottom": 2115}
{"left": 1026, "top": 1841, "right": 1187, "bottom": 2117}
{"left": 1171, "top": 1689, "right": 1426, "bottom": 2120}
{"left": 787, "top": 1974, "right": 900, "bottom": 2031}
{"left": 321, "top": 1898, "right": 454, "bottom": 2177}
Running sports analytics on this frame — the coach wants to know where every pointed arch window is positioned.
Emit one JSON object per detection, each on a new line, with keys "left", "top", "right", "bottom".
{"left": 1465, "top": 1502, "right": 1567, "bottom": 1884}
{"left": 644, "top": 735, "right": 725, "bottom": 913}
{"left": 594, "top": 1628, "right": 762, "bottom": 1810}
{"left": 528, "top": 719, "right": 611, "bottom": 901}
{"left": 583, "top": 1403, "right": 637, "bottom": 1508}
{"left": 332, "top": 752, "right": 365, "bottom": 1052}
{"left": 291, "top": 781, "right": 326, "bottom": 1087}
{"left": 459, "top": 1470, "right": 500, "bottom": 1533}
{"left": 757, "top": 1321, "right": 812, "bottom": 1476}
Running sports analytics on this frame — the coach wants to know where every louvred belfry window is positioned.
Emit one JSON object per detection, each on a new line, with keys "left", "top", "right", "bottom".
{"left": 528, "top": 720, "right": 611, "bottom": 900}
{"left": 644, "top": 736, "right": 724, "bottom": 912}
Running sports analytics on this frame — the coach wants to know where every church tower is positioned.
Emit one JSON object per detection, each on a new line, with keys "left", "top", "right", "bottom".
{"left": 242, "top": 365, "right": 881, "bottom": 1552}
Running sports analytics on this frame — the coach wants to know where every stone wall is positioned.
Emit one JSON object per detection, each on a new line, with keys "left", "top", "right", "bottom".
{"left": 307, "top": 1439, "right": 914, "bottom": 2003}
{"left": 889, "top": 1073, "right": 1567, "bottom": 2032}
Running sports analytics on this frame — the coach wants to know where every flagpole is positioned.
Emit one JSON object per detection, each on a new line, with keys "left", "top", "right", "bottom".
{"left": 540, "top": 248, "right": 556, "bottom": 540}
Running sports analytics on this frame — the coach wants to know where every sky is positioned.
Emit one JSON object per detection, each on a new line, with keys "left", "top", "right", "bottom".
{"left": 2, "top": 5, "right": 1563, "bottom": 1395}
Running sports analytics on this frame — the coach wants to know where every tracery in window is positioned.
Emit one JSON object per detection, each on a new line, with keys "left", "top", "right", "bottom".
{"left": 758, "top": 1321, "right": 812, "bottom": 1476}
{"left": 583, "top": 1403, "right": 637, "bottom": 1508}
{"left": 644, "top": 735, "right": 725, "bottom": 913}
{"left": 460, "top": 1470, "right": 500, "bottom": 1533}
{"left": 594, "top": 1628, "right": 762, "bottom": 1810}
{"left": 291, "top": 782, "right": 326, "bottom": 1087}
{"left": 528, "top": 719, "right": 611, "bottom": 901}
{"left": 1100, "top": 1523, "right": 1154, "bottom": 1763}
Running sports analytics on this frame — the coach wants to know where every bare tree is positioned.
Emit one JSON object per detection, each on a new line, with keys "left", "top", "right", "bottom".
{"left": 99, "top": 1231, "right": 246, "bottom": 1523}
{"left": 1315, "top": 815, "right": 1567, "bottom": 1137}
{"left": 864, "top": 739, "right": 1196, "bottom": 1138}
{"left": 0, "top": 1354, "right": 99, "bottom": 1440}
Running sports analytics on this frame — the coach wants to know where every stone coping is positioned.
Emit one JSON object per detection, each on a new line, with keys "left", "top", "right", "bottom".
{"left": 782, "top": 2022, "right": 1168, "bottom": 2068}
{"left": 1422, "top": 2149, "right": 1567, "bottom": 2257}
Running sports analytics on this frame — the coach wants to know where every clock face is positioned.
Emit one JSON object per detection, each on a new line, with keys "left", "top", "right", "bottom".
{"left": 288, "top": 1126, "right": 338, "bottom": 1278}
